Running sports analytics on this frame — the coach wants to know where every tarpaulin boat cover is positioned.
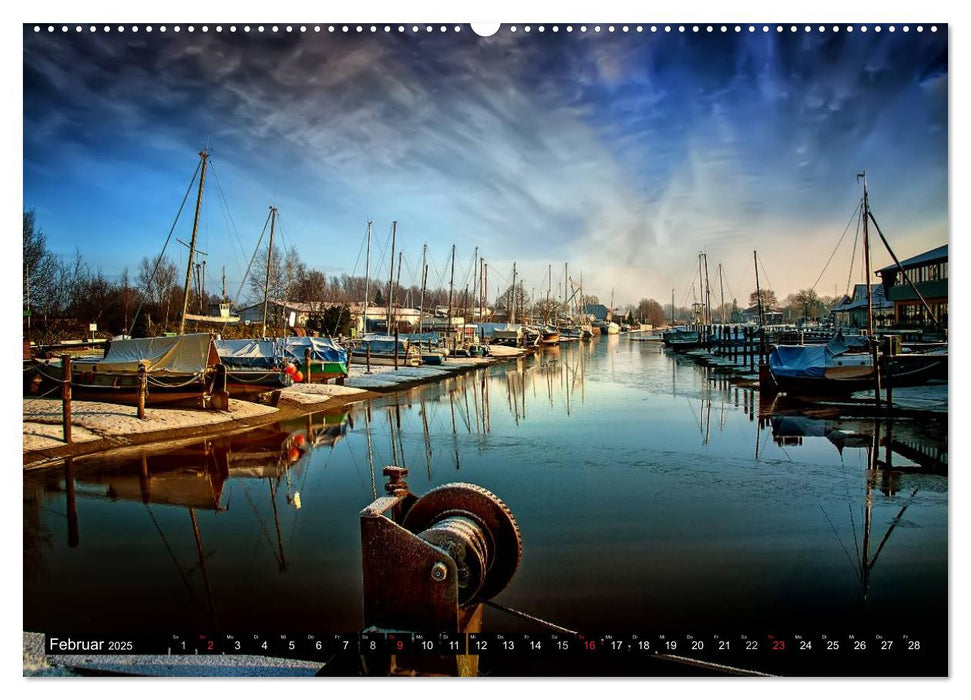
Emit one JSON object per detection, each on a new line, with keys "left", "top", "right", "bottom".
{"left": 279, "top": 337, "right": 348, "bottom": 363}
{"left": 97, "top": 334, "right": 218, "bottom": 375}
{"left": 769, "top": 336, "right": 860, "bottom": 379}
{"left": 769, "top": 345, "right": 830, "bottom": 378}
{"left": 361, "top": 334, "right": 409, "bottom": 354}
{"left": 400, "top": 332, "right": 443, "bottom": 343}
{"left": 214, "top": 339, "right": 282, "bottom": 368}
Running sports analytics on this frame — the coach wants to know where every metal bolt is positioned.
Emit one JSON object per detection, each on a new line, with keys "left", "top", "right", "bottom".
{"left": 430, "top": 562, "right": 448, "bottom": 582}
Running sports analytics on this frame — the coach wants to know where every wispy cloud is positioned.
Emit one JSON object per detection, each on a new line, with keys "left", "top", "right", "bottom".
{"left": 23, "top": 27, "right": 947, "bottom": 306}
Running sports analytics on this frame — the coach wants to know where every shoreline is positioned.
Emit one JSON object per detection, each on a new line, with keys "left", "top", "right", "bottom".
{"left": 23, "top": 354, "right": 518, "bottom": 471}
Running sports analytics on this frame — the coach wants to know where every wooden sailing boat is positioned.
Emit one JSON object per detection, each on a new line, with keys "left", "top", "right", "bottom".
{"left": 768, "top": 174, "right": 946, "bottom": 396}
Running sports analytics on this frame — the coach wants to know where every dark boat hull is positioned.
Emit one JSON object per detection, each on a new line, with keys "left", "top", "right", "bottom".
{"left": 769, "top": 354, "right": 947, "bottom": 396}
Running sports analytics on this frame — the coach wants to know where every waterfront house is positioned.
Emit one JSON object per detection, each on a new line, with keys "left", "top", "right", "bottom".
{"left": 876, "top": 244, "right": 948, "bottom": 329}
{"left": 739, "top": 305, "right": 784, "bottom": 325}
{"left": 830, "top": 284, "right": 895, "bottom": 329}
{"left": 584, "top": 304, "right": 612, "bottom": 324}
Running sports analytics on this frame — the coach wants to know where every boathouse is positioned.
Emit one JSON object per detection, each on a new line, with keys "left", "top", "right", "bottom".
{"left": 584, "top": 304, "right": 612, "bottom": 323}
{"left": 830, "top": 284, "right": 894, "bottom": 329}
{"left": 876, "top": 244, "right": 948, "bottom": 328}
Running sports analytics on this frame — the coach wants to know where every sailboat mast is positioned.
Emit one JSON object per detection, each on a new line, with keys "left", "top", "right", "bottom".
{"left": 546, "top": 264, "right": 551, "bottom": 325}
{"left": 860, "top": 172, "right": 875, "bottom": 337}
{"left": 362, "top": 220, "right": 372, "bottom": 336}
{"left": 719, "top": 263, "right": 725, "bottom": 324}
{"left": 858, "top": 171, "right": 882, "bottom": 410}
{"left": 510, "top": 262, "right": 517, "bottom": 324}
{"left": 394, "top": 250, "right": 403, "bottom": 333}
{"left": 260, "top": 205, "right": 277, "bottom": 338}
{"left": 484, "top": 261, "right": 488, "bottom": 322}
{"left": 387, "top": 221, "right": 397, "bottom": 332}
{"left": 754, "top": 250, "right": 764, "bottom": 328}
{"left": 697, "top": 253, "right": 704, "bottom": 326}
{"left": 448, "top": 244, "right": 455, "bottom": 331}
{"left": 179, "top": 148, "right": 209, "bottom": 335}
{"left": 563, "top": 262, "right": 568, "bottom": 324}
{"left": 471, "top": 246, "right": 478, "bottom": 323}
{"left": 703, "top": 253, "right": 711, "bottom": 325}
{"left": 419, "top": 242, "right": 427, "bottom": 334}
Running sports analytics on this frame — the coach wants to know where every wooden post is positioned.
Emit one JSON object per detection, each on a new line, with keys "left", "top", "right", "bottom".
{"left": 304, "top": 348, "right": 312, "bottom": 384}
{"left": 394, "top": 326, "right": 400, "bottom": 370}
{"left": 884, "top": 336, "right": 895, "bottom": 415}
{"left": 366, "top": 344, "right": 372, "bottom": 374}
{"left": 137, "top": 361, "right": 147, "bottom": 420}
{"left": 61, "top": 354, "right": 72, "bottom": 443}
{"left": 748, "top": 328, "right": 755, "bottom": 372}
{"left": 340, "top": 347, "right": 352, "bottom": 385}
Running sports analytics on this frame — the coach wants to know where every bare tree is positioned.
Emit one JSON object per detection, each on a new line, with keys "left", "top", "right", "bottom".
{"left": 23, "top": 210, "right": 60, "bottom": 318}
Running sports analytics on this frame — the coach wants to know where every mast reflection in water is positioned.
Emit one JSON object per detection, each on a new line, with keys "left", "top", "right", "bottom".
{"left": 24, "top": 336, "right": 946, "bottom": 669}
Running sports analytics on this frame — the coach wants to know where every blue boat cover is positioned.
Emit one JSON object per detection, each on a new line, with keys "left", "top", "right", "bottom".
{"left": 361, "top": 334, "right": 409, "bottom": 354}
{"left": 279, "top": 336, "right": 348, "bottom": 364}
{"left": 214, "top": 339, "right": 282, "bottom": 369}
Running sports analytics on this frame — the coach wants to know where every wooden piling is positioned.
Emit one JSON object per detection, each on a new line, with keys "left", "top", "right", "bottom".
{"left": 137, "top": 362, "right": 147, "bottom": 420}
{"left": 61, "top": 354, "right": 72, "bottom": 443}
{"left": 305, "top": 348, "right": 312, "bottom": 384}
{"left": 747, "top": 328, "right": 755, "bottom": 372}
{"left": 883, "top": 336, "right": 897, "bottom": 415}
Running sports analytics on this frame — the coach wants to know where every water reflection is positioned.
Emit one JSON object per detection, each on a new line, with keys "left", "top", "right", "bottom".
{"left": 23, "top": 338, "right": 947, "bottom": 648}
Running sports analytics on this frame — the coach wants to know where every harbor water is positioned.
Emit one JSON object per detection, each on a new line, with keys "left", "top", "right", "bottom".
{"left": 23, "top": 335, "right": 947, "bottom": 674}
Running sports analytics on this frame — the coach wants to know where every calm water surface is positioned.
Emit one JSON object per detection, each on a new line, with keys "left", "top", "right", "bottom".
{"left": 24, "top": 336, "right": 947, "bottom": 668}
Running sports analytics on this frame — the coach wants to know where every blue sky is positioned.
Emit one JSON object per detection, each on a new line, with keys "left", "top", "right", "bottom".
{"left": 23, "top": 24, "right": 947, "bottom": 308}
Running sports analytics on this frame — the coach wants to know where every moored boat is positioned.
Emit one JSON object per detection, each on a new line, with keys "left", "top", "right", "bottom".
{"left": 767, "top": 336, "right": 946, "bottom": 396}
{"left": 350, "top": 334, "right": 422, "bottom": 366}
{"left": 28, "top": 334, "right": 227, "bottom": 407}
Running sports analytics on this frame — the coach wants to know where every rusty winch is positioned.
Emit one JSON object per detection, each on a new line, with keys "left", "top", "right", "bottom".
{"left": 359, "top": 466, "right": 521, "bottom": 675}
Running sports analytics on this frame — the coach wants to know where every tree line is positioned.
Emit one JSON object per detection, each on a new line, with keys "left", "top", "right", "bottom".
{"left": 24, "top": 210, "right": 494, "bottom": 342}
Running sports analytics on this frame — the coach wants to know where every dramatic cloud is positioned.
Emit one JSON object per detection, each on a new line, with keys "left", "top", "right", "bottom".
{"left": 23, "top": 25, "right": 947, "bottom": 307}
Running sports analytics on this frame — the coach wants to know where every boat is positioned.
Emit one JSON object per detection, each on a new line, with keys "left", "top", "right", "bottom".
{"left": 280, "top": 336, "right": 349, "bottom": 380}
{"left": 602, "top": 321, "right": 620, "bottom": 335}
{"left": 29, "top": 334, "right": 227, "bottom": 407}
{"left": 768, "top": 173, "right": 947, "bottom": 396}
{"left": 213, "top": 338, "right": 294, "bottom": 399}
{"left": 630, "top": 330, "right": 665, "bottom": 342}
{"left": 662, "top": 328, "right": 706, "bottom": 351}
{"left": 767, "top": 335, "right": 946, "bottom": 396}
{"left": 351, "top": 334, "right": 422, "bottom": 366}
{"left": 402, "top": 332, "right": 450, "bottom": 364}
{"left": 540, "top": 326, "right": 561, "bottom": 346}
{"left": 488, "top": 324, "right": 523, "bottom": 347}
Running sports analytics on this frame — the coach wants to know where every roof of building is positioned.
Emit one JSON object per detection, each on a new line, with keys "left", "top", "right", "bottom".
{"left": 876, "top": 244, "right": 947, "bottom": 274}
{"left": 584, "top": 304, "right": 609, "bottom": 319}
{"left": 831, "top": 283, "right": 893, "bottom": 312}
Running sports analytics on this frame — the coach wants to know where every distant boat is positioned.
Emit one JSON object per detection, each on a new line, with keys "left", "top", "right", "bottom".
{"left": 602, "top": 322, "right": 620, "bottom": 335}
{"left": 351, "top": 334, "right": 421, "bottom": 366}
{"left": 489, "top": 324, "right": 523, "bottom": 347}
{"left": 540, "top": 327, "right": 561, "bottom": 346}
{"left": 662, "top": 328, "right": 705, "bottom": 350}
